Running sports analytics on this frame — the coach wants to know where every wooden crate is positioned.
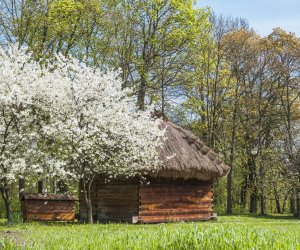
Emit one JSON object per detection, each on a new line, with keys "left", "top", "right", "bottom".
{"left": 21, "top": 193, "right": 77, "bottom": 222}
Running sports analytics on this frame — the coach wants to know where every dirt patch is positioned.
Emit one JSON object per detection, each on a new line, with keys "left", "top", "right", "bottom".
{"left": 0, "top": 230, "right": 26, "bottom": 248}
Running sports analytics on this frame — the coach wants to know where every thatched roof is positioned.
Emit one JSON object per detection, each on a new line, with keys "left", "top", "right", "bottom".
{"left": 153, "top": 120, "right": 230, "bottom": 181}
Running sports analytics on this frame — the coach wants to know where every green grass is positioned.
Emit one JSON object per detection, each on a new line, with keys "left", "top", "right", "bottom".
{"left": 0, "top": 215, "right": 299, "bottom": 250}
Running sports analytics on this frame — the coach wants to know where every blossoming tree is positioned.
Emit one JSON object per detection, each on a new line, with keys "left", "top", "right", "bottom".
{"left": 44, "top": 57, "right": 166, "bottom": 223}
{"left": 0, "top": 46, "right": 65, "bottom": 221}
{"left": 0, "top": 45, "right": 165, "bottom": 223}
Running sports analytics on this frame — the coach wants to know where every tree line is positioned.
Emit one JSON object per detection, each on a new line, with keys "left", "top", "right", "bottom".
{"left": 0, "top": 0, "right": 299, "bottom": 217}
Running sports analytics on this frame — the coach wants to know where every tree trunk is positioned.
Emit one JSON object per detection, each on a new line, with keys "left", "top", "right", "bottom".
{"left": 4, "top": 199, "right": 11, "bottom": 222}
{"left": 226, "top": 127, "right": 236, "bottom": 214}
{"left": 259, "top": 193, "right": 266, "bottom": 215}
{"left": 226, "top": 170, "right": 233, "bottom": 214}
{"left": 274, "top": 188, "right": 281, "bottom": 214}
{"left": 19, "top": 177, "right": 25, "bottom": 198}
{"left": 240, "top": 180, "right": 247, "bottom": 212}
{"left": 160, "top": 58, "right": 165, "bottom": 113}
{"left": 282, "top": 193, "right": 288, "bottom": 214}
{"left": 290, "top": 192, "right": 295, "bottom": 214}
{"left": 81, "top": 176, "right": 95, "bottom": 223}
{"left": 0, "top": 183, "right": 12, "bottom": 222}
{"left": 52, "top": 180, "right": 57, "bottom": 194}
{"left": 84, "top": 193, "right": 93, "bottom": 223}
{"left": 259, "top": 162, "right": 266, "bottom": 215}
{"left": 296, "top": 189, "right": 300, "bottom": 218}
{"left": 137, "top": 74, "right": 146, "bottom": 110}
{"left": 37, "top": 180, "right": 43, "bottom": 193}
{"left": 250, "top": 192, "right": 258, "bottom": 214}
{"left": 249, "top": 156, "right": 257, "bottom": 214}
{"left": 270, "top": 198, "right": 273, "bottom": 213}
{"left": 58, "top": 180, "right": 68, "bottom": 193}
{"left": 227, "top": 88, "right": 238, "bottom": 214}
{"left": 275, "top": 200, "right": 281, "bottom": 214}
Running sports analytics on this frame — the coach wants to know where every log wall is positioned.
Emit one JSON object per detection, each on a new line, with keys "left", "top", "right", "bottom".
{"left": 80, "top": 177, "right": 214, "bottom": 223}
{"left": 139, "top": 181, "right": 213, "bottom": 223}
{"left": 80, "top": 178, "right": 139, "bottom": 222}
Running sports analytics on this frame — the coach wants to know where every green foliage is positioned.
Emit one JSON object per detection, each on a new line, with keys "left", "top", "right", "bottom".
{"left": 48, "top": 0, "right": 84, "bottom": 34}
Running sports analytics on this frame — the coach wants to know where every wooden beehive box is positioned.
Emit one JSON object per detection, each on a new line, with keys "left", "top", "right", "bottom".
{"left": 21, "top": 193, "right": 77, "bottom": 222}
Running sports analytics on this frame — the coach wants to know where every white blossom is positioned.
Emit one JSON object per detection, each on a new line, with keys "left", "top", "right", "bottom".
{"left": 44, "top": 56, "right": 166, "bottom": 182}
{"left": 0, "top": 45, "right": 165, "bottom": 223}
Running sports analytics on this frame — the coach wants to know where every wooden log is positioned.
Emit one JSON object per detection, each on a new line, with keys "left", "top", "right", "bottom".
{"left": 23, "top": 208, "right": 75, "bottom": 213}
{"left": 139, "top": 213, "right": 212, "bottom": 223}
{"left": 25, "top": 212, "right": 75, "bottom": 221}
{"left": 24, "top": 203, "right": 74, "bottom": 208}
{"left": 139, "top": 193, "right": 212, "bottom": 201}
{"left": 95, "top": 203, "right": 138, "bottom": 208}
{"left": 139, "top": 209, "right": 214, "bottom": 216}
{"left": 139, "top": 189, "right": 212, "bottom": 197}
{"left": 141, "top": 179, "right": 212, "bottom": 186}
{"left": 92, "top": 184, "right": 138, "bottom": 190}
{"left": 140, "top": 195, "right": 213, "bottom": 204}
{"left": 99, "top": 211, "right": 138, "bottom": 217}
{"left": 140, "top": 202, "right": 212, "bottom": 211}
{"left": 140, "top": 185, "right": 212, "bottom": 191}
{"left": 140, "top": 183, "right": 212, "bottom": 187}
{"left": 24, "top": 200, "right": 74, "bottom": 206}
{"left": 96, "top": 195, "right": 138, "bottom": 200}
{"left": 140, "top": 189, "right": 212, "bottom": 196}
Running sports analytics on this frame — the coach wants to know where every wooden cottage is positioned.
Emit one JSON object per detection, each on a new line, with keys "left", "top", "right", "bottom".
{"left": 80, "top": 119, "right": 230, "bottom": 223}
{"left": 21, "top": 193, "right": 77, "bottom": 221}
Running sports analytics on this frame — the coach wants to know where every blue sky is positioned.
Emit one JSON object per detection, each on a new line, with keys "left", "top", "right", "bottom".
{"left": 197, "top": 0, "right": 300, "bottom": 37}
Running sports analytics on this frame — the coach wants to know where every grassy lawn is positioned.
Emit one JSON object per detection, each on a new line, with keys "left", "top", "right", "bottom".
{"left": 0, "top": 215, "right": 299, "bottom": 250}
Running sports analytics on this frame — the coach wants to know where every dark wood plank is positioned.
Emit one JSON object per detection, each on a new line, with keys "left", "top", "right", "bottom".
{"left": 140, "top": 202, "right": 212, "bottom": 211}
{"left": 140, "top": 195, "right": 213, "bottom": 204}
{"left": 25, "top": 213, "right": 75, "bottom": 221}
{"left": 139, "top": 209, "right": 214, "bottom": 216}
{"left": 139, "top": 213, "right": 212, "bottom": 223}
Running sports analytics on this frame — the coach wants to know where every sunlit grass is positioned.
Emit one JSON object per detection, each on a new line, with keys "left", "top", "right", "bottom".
{"left": 0, "top": 215, "right": 299, "bottom": 249}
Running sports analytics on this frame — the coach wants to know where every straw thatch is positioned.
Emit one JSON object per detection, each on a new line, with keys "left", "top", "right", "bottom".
{"left": 153, "top": 120, "right": 230, "bottom": 181}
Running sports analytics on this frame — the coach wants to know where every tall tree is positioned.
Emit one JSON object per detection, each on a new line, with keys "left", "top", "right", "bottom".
{"left": 267, "top": 28, "right": 300, "bottom": 216}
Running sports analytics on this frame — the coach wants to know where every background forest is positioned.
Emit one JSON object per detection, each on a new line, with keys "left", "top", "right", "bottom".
{"left": 0, "top": 0, "right": 299, "bottom": 218}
